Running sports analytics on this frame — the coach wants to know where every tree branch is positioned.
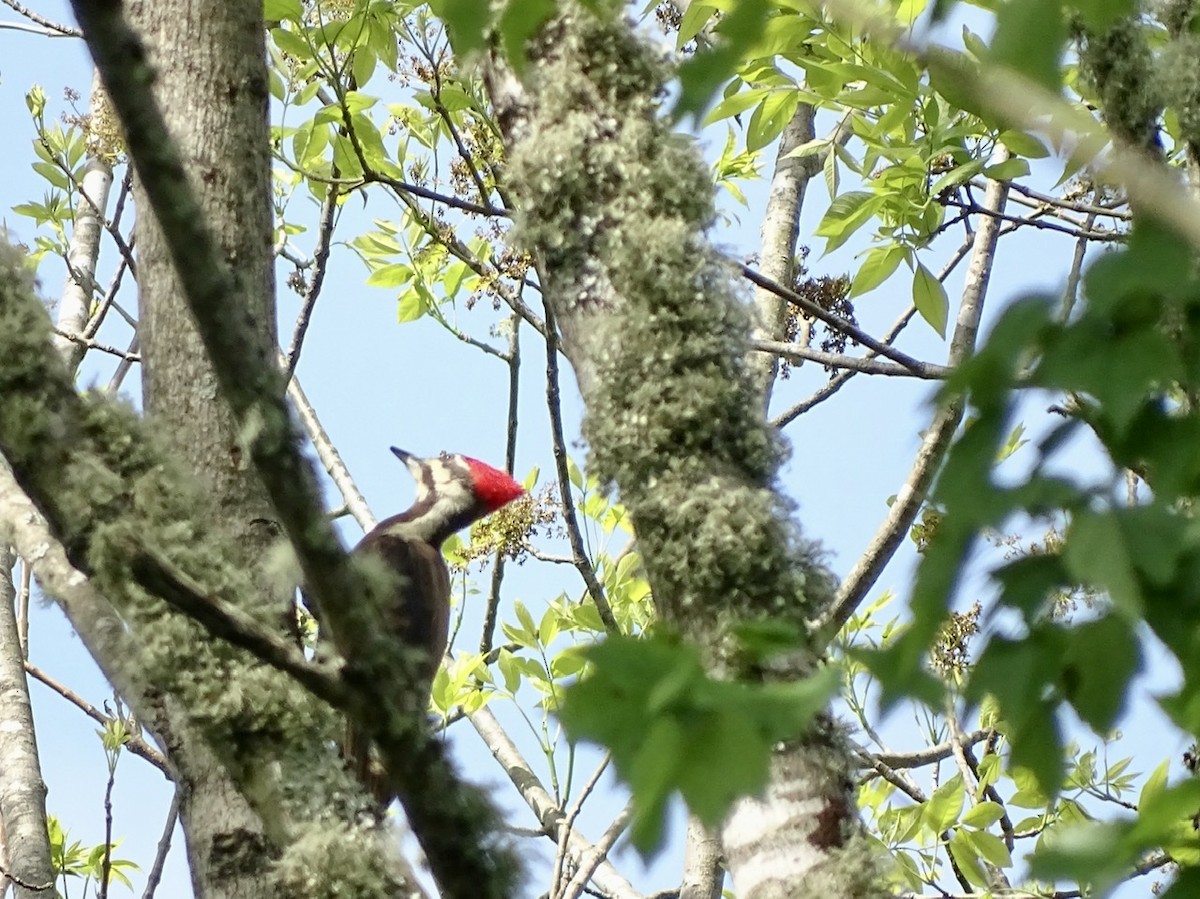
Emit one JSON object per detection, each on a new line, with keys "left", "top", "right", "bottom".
{"left": 819, "top": 153, "right": 1010, "bottom": 639}
{"left": 739, "top": 262, "right": 932, "bottom": 376}
{"left": 752, "top": 339, "right": 950, "bottom": 379}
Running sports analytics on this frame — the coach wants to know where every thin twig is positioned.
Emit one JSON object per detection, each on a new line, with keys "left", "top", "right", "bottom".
{"left": 140, "top": 791, "right": 179, "bottom": 899}
{"left": 51, "top": 328, "right": 140, "bottom": 362}
{"left": 860, "top": 729, "right": 992, "bottom": 770}
{"left": 22, "top": 661, "right": 170, "bottom": 775}
{"left": 0, "top": 0, "right": 78, "bottom": 35}
{"left": 429, "top": 59, "right": 495, "bottom": 209}
{"left": 84, "top": 249, "right": 135, "bottom": 340}
{"left": 99, "top": 742, "right": 117, "bottom": 899}
{"left": 1060, "top": 209, "right": 1099, "bottom": 322}
{"left": 552, "top": 754, "right": 611, "bottom": 899}
{"left": 560, "top": 803, "right": 633, "bottom": 899}
{"left": 770, "top": 305, "right": 919, "bottom": 428}
{"left": 105, "top": 335, "right": 140, "bottom": 393}
{"left": 16, "top": 560, "right": 30, "bottom": 658}
{"left": 739, "top": 262, "right": 931, "bottom": 375}
{"left": 544, "top": 305, "right": 619, "bottom": 633}
{"left": 752, "top": 339, "right": 950, "bottom": 379}
{"left": 468, "top": 707, "right": 641, "bottom": 899}
{"left": 480, "top": 316, "right": 521, "bottom": 655}
{"left": 819, "top": 158, "right": 1010, "bottom": 638}
{"left": 942, "top": 195, "right": 1122, "bottom": 242}
{"left": 126, "top": 545, "right": 349, "bottom": 710}
{"left": 285, "top": 183, "right": 339, "bottom": 381}
{"left": 1005, "top": 180, "right": 1131, "bottom": 220}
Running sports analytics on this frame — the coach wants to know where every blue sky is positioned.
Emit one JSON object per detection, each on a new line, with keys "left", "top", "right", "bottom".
{"left": 0, "top": 3, "right": 1187, "bottom": 898}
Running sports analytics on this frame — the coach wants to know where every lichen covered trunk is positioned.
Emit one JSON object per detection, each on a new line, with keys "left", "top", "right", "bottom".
{"left": 486, "top": 6, "right": 879, "bottom": 896}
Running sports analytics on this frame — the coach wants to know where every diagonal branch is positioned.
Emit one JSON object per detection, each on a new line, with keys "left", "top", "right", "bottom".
{"left": 739, "top": 262, "right": 932, "bottom": 376}
{"left": 544, "top": 305, "right": 619, "bottom": 634}
{"left": 819, "top": 152, "right": 1011, "bottom": 639}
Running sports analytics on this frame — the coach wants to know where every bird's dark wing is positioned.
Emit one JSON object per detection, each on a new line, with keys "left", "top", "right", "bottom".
{"left": 345, "top": 529, "right": 451, "bottom": 807}
{"left": 354, "top": 530, "right": 451, "bottom": 685}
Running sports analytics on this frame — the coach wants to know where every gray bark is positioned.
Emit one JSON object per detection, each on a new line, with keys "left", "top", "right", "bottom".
{"left": 123, "top": 2, "right": 283, "bottom": 894}
{"left": 0, "top": 547, "right": 54, "bottom": 899}
{"left": 52, "top": 70, "right": 115, "bottom": 371}
{"left": 746, "top": 107, "right": 818, "bottom": 409}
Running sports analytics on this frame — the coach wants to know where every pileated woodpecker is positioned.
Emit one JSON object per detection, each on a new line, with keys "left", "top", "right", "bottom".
{"left": 346, "top": 447, "right": 524, "bottom": 802}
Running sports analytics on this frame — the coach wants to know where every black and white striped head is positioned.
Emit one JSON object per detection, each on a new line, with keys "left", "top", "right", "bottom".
{"left": 380, "top": 447, "right": 525, "bottom": 546}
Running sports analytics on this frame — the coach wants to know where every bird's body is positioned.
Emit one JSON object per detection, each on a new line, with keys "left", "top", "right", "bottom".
{"left": 346, "top": 447, "right": 524, "bottom": 804}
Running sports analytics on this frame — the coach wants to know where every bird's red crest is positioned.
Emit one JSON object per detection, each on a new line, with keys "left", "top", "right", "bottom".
{"left": 464, "top": 457, "right": 525, "bottom": 511}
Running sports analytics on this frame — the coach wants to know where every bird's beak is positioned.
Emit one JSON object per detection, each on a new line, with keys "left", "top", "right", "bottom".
{"left": 390, "top": 446, "right": 426, "bottom": 483}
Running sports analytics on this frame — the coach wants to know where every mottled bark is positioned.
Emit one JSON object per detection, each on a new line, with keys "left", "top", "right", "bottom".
{"left": 120, "top": 3, "right": 282, "bottom": 894}
{"left": 746, "top": 107, "right": 818, "bottom": 409}
{"left": 0, "top": 547, "right": 54, "bottom": 899}
{"left": 52, "top": 70, "right": 115, "bottom": 371}
{"left": 128, "top": 0, "right": 279, "bottom": 550}
{"left": 679, "top": 816, "right": 723, "bottom": 899}
{"left": 67, "top": 1, "right": 513, "bottom": 893}
{"left": 484, "top": 7, "right": 877, "bottom": 897}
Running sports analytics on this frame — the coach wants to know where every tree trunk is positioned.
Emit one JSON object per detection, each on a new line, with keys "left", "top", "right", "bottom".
{"left": 0, "top": 548, "right": 55, "bottom": 899}
{"left": 125, "top": 2, "right": 281, "bottom": 894}
{"left": 485, "top": 7, "right": 877, "bottom": 896}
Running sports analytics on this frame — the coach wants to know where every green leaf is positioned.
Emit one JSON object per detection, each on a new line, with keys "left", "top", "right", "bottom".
{"left": 746, "top": 90, "right": 799, "bottom": 153}
{"left": 850, "top": 243, "right": 906, "bottom": 297}
{"left": 272, "top": 27, "right": 312, "bottom": 60}
{"left": 430, "top": 0, "right": 493, "bottom": 57}
{"left": 264, "top": 0, "right": 301, "bottom": 22}
{"left": 365, "top": 263, "right": 412, "bottom": 289}
{"left": 1063, "top": 511, "right": 1141, "bottom": 615}
{"left": 911, "top": 262, "right": 948, "bottom": 337}
{"left": 982, "top": 157, "right": 1031, "bottom": 182}
{"left": 703, "top": 87, "right": 767, "bottom": 126}
{"left": 814, "top": 190, "right": 881, "bottom": 253}
{"left": 1066, "top": 0, "right": 1136, "bottom": 31}
{"left": 559, "top": 636, "right": 836, "bottom": 857}
{"left": 998, "top": 130, "right": 1050, "bottom": 159}
{"left": 1060, "top": 615, "right": 1139, "bottom": 733}
{"left": 396, "top": 289, "right": 427, "bottom": 324}
{"left": 989, "top": 0, "right": 1066, "bottom": 90}
{"left": 675, "top": 0, "right": 771, "bottom": 120}
{"left": 677, "top": 2, "right": 718, "bottom": 45}
{"left": 969, "top": 829, "right": 1013, "bottom": 868}
{"left": 351, "top": 47, "right": 378, "bottom": 87}
{"left": 924, "top": 774, "right": 964, "bottom": 833}
{"left": 961, "top": 800, "right": 1005, "bottom": 828}
{"left": 498, "top": 0, "right": 556, "bottom": 74}
{"left": 947, "top": 830, "right": 990, "bottom": 887}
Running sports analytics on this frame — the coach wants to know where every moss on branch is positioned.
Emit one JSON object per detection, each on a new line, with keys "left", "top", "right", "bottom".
{"left": 505, "top": 9, "right": 834, "bottom": 657}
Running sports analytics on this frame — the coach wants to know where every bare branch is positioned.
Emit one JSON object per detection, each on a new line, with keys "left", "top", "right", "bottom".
{"left": 820, "top": 153, "right": 1010, "bottom": 638}
{"left": 739, "top": 262, "right": 932, "bottom": 376}
{"left": 468, "top": 707, "right": 642, "bottom": 899}
{"left": 126, "top": 545, "right": 349, "bottom": 710}
{"left": 0, "top": 547, "right": 55, "bottom": 899}
{"left": 480, "top": 317, "right": 521, "bottom": 655}
{"left": 0, "top": 0, "right": 78, "bottom": 35}
{"left": 70, "top": 6, "right": 519, "bottom": 889}
{"left": 752, "top": 339, "right": 950, "bottom": 379}
{"left": 544, "top": 305, "right": 619, "bottom": 633}
{"left": 746, "top": 103, "right": 818, "bottom": 406}
{"left": 769, "top": 306, "right": 918, "bottom": 428}
{"left": 284, "top": 183, "right": 339, "bottom": 381}
{"left": 22, "top": 662, "right": 169, "bottom": 775}
{"left": 141, "top": 791, "right": 179, "bottom": 899}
